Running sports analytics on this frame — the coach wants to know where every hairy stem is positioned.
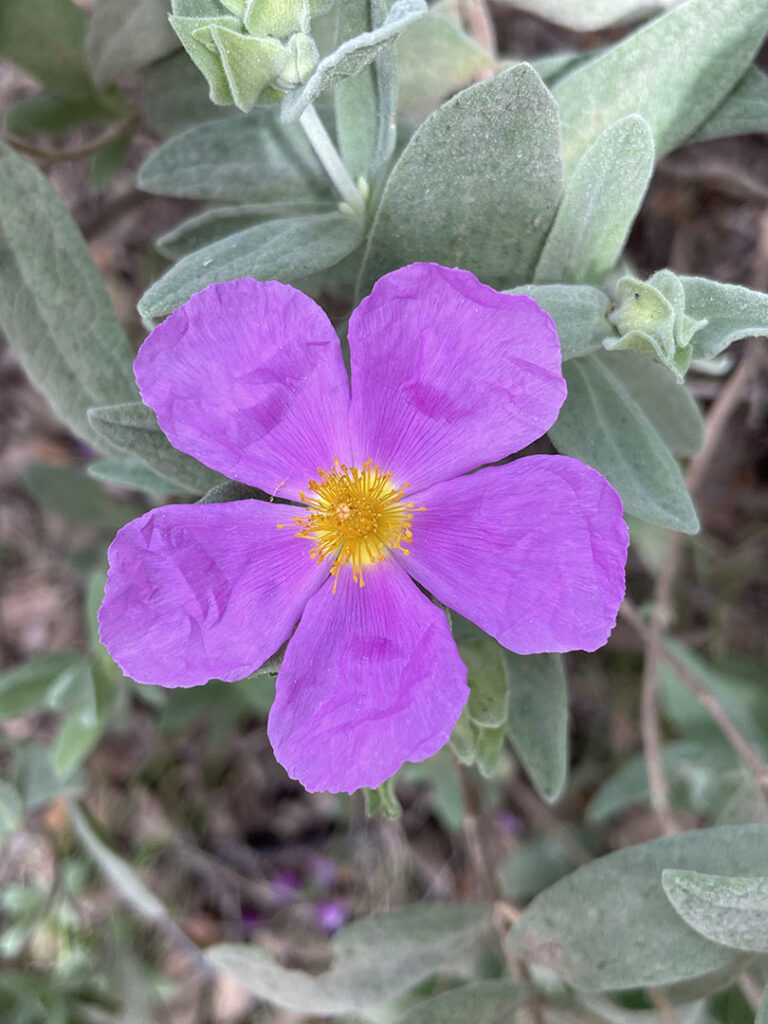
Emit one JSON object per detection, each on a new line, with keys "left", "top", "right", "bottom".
{"left": 299, "top": 104, "right": 365, "bottom": 215}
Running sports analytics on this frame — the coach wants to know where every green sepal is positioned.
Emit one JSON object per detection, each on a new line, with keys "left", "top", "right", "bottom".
{"left": 274, "top": 32, "right": 319, "bottom": 90}
{"left": 364, "top": 775, "right": 402, "bottom": 819}
{"left": 448, "top": 707, "right": 478, "bottom": 766}
{"left": 218, "top": 0, "right": 247, "bottom": 15}
{"left": 244, "top": 0, "right": 310, "bottom": 37}
{"left": 209, "top": 25, "right": 290, "bottom": 110}
{"left": 168, "top": 14, "right": 239, "bottom": 104}
{"left": 605, "top": 270, "right": 708, "bottom": 381}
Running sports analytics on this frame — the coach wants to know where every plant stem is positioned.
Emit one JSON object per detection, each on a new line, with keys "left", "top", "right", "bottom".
{"left": 299, "top": 104, "right": 365, "bottom": 216}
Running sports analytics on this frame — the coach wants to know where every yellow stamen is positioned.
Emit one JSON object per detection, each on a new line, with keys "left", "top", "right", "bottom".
{"left": 288, "top": 458, "right": 423, "bottom": 588}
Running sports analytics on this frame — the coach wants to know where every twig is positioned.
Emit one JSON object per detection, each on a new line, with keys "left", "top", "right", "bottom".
{"left": 4, "top": 114, "right": 139, "bottom": 165}
{"left": 460, "top": 0, "right": 497, "bottom": 59}
{"left": 622, "top": 601, "right": 768, "bottom": 795}
{"left": 649, "top": 988, "right": 680, "bottom": 1024}
{"left": 456, "top": 763, "right": 501, "bottom": 900}
{"left": 631, "top": 328, "right": 768, "bottom": 832}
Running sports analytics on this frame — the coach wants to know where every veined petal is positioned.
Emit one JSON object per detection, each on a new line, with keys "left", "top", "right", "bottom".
{"left": 135, "top": 278, "right": 351, "bottom": 501}
{"left": 268, "top": 560, "right": 468, "bottom": 793}
{"left": 401, "top": 456, "right": 629, "bottom": 654}
{"left": 348, "top": 263, "right": 565, "bottom": 491}
{"left": 99, "top": 500, "right": 328, "bottom": 686}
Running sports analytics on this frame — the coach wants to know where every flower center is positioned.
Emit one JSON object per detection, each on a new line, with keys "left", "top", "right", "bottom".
{"left": 290, "top": 459, "right": 422, "bottom": 588}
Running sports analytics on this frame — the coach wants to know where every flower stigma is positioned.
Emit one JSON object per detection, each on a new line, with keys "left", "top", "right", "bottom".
{"left": 287, "top": 459, "right": 423, "bottom": 588}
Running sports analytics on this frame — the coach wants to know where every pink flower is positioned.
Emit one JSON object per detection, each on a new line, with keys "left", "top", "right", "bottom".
{"left": 100, "top": 263, "right": 628, "bottom": 793}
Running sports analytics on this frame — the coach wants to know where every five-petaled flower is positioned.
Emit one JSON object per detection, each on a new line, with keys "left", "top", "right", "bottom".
{"left": 100, "top": 263, "right": 629, "bottom": 793}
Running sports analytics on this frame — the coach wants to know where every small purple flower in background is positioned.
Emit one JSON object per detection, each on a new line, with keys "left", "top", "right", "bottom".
{"left": 315, "top": 899, "right": 350, "bottom": 934}
{"left": 99, "top": 263, "right": 628, "bottom": 794}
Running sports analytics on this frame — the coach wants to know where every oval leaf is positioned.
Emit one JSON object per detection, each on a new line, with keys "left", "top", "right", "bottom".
{"left": 505, "top": 652, "right": 568, "bottom": 803}
{"left": 534, "top": 115, "right": 654, "bottom": 285}
{"left": 681, "top": 276, "right": 768, "bottom": 361}
{"left": 0, "top": 141, "right": 137, "bottom": 451}
{"left": 359, "top": 64, "right": 563, "bottom": 295}
{"left": 510, "top": 825, "right": 768, "bottom": 990}
{"left": 138, "top": 211, "right": 365, "bottom": 318}
{"left": 138, "top": 110, "right": 335, "bottom": 204}
{"left": 511, "top": 284, "right": 613, "bottom": 361}
{"left": 553, "top": 0, "right": 768, "bottom": 174}
{"left": 663, "top": 870, "right": 768, "bottom": 953}
{"left": 207, "top": 903, "right": 491, "bottom": 1015}
{"left": 549, "top": 353, "right": 699, "bottom": 533}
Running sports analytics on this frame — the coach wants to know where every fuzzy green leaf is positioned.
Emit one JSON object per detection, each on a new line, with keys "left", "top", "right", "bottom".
{"left": 397, "top": 980, "right": 530, "bottom": 1024}
{"left": 549, "top": 353, "right": 699, "bottom": 532}
{"left": 0, "top": 141, "right": 138, "bottom": 451}
{"left": 397, "top": 11, "right": 492, "bottom": 120}
{"left": 681, "top": 276, "right": 768, "bottom": 360}
{"left": 511, "top": 284, "right": 614, "bottom": 361}
{"left": 139, "top": 51, "right": 230, "bottom": 136}
{"left": 460, "top": 637, "right": 509, "bottom": 729}
{"left": 87, "top": 402, "right": 224, "bottom": 495}
{"left": 138, "top": 109, "right": 334, "bottom": 204}
{"left": 693, "top": 66, "right": 768, "bottom": 142}
{"left": 663, "top": 870, "right": 768, "bottom": 953}
{"left": 492, "top": 0, "right": 672, "bottom": 31}
{"left": 534, "top": 115, "right": 654, "bottom": 285}
{"left": 598, "top": 351, "right": 704, "bottom": 457}
{"left": 207, "top": 903, "right": 491, "bottom": 1015}
{"left": 86, "top": 0, "right": 179, "bottom": 87}
{"left": 0, "top": 0, "right": 95, "bottom": 99}
{"left": 138, "top": 210, "right": 365, "bottom": 317}
{"left": 359, "top": 64, "right": 562, "bottom": 295}
{"left": 505, "top": 652, "right": 568, "bottom": 803}
{"left": 553, "top": 0, "right": 768, "bottom": 175}
{"left": 510, "top": 825, "right": 768, "bottom": 990}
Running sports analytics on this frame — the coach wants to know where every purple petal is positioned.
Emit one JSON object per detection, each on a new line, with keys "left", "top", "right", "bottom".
{"left": 348, "top": 263, "right": 565, "bottom": 491}
{"left": 268, "top": 561, "right": 468, "bottom": 793}
{"left": 401, "top": 455, "right": 629, "bottom": 654}
{"left": 135, "top": 278, "right": 351, "bottom": 500}
{"left": 99, "top": 500, "right": 328, "bottom": 686}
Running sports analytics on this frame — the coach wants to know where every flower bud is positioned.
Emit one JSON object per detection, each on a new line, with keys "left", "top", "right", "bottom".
{"left": 605, "top": 270, "right": 707, "bottom": 381}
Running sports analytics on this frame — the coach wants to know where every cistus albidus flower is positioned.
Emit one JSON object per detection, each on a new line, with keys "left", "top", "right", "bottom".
{"left": 99, "top": 263, "right": 629, "bottom": 793}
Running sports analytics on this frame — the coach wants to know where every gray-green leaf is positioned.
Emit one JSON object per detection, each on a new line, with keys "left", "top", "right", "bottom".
{"left": 681, "top": 276, "right": 768, "bottom": 360}
{"left": 663, "top": 870, "right": 768, "bottom": 953}
{"left": 505, "top": 652, "right": 568, "bottom": 803}
{"left": 492, "top": 0, "right": 673, "bottom": 32}
{"left": 534, "top": 115, "right": 654, "bottom": 285}
{"left": 549, "top": 353, "right": 699, "bottom": 533}
{"left": 138, "top": 210, "right": 365, "bottom": 317}
{"left": 598, "top": 350, "right": 704, "bottom": 457}
{"left": 87, "top": 457, "right": 178, "bottom": 495}
{"left": 397, "top": 10, "right": 492, "bottom": 121}
{"left": 207, "top": 903, "right": 491, "bottom": 1015}
{"left": 0, "top": 141, "right": 138, "bottom": 451}
{"left": 511, "top": 284, "right": 614, "bottom": 361}
{"left": 0, "top": 0, "right": 95, "bottom": 99}
{"left": 138, "top": 109, "right": 334, "bottom": 204}
{"left": 397, "top": 980, "right": 530, "bottom": 1024}
{"left": 85, "top": 0, "right": 179, "bottom": 87}
{"left": 280, "top": 0, "right": 427, "bottom": 122}
{"left": 509, "top": 825, "right": 768, "bottom": 990}
{"left": 693, "top": 66, "right": 768, "bottom": 143}
{"left": 553, "top": 0, "right": 768, "bottom": 175}
{"left": 87, "top": 402, "right": 224, "bottom": 495}
{"left": 69, "top": 801, "right": 170, "bottom": 923}
{"left": 359, "top": 64, "right": 562, "bottom": 295}
{"left": 460, "top": 637, "right": 509, "bottom": 729}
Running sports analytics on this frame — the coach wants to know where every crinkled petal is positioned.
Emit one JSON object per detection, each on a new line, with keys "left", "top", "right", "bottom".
{"left": 401, "top": 456, "right": 629, "bottom": 654}
{"left": 99, "top": 500, "right": 328, "bottom": 686}
{"left": 348, "top": 263, "right": 565, "bottom": 491}
{"left": 268, "top": 560, "right": 468, "bottom": 793}
{"left": 135, "top": 278, "right": 351, "bottom": 500}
